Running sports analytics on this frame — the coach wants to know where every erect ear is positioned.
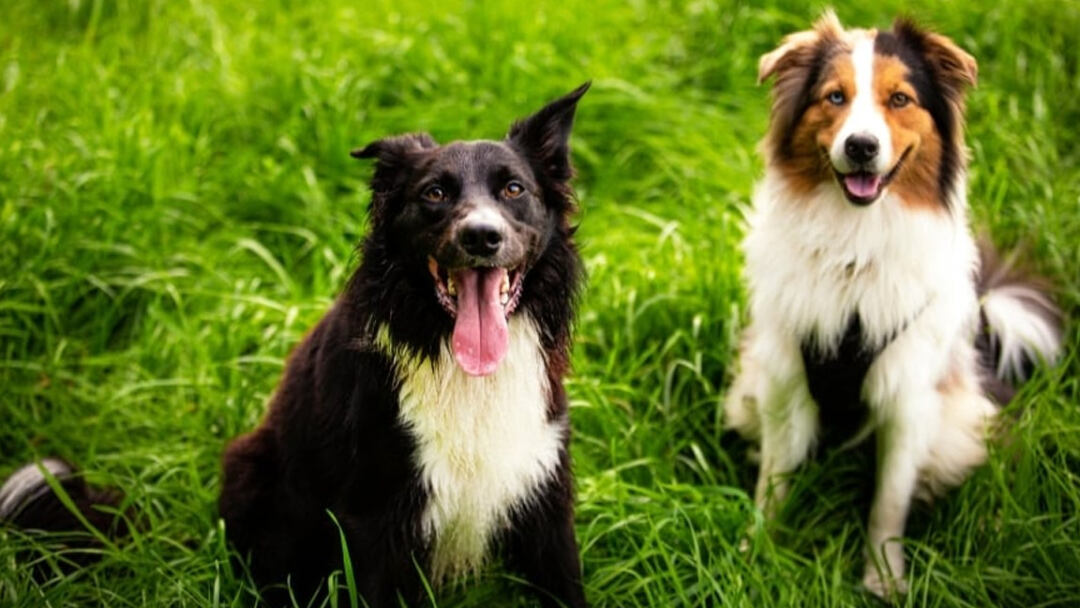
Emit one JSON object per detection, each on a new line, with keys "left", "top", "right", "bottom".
{"left": 758, "top": 10, "right": 843, "bottom": 84}
{"left": 893, "top": 19, "right": 977, "bottom": 91}
{"left": 507, "top": 82, "right": 590, "bottom": 182}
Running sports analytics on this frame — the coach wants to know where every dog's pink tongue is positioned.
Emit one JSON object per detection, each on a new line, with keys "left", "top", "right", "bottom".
{"left": 451, "top": 268, "right": 509, "bottom": 377}
{"left": 844, "top": 173, "right": 882, "bottom": 198}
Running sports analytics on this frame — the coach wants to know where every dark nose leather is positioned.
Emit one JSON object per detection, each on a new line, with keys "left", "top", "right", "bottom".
{"left": 844, "top": 135, "right": 879, "bottom": 164}
{"left": 459, "top": 223, "right": 504, "bottom": 257}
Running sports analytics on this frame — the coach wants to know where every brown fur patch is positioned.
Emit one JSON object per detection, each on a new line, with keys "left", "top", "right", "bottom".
{"left": 921, "top": 31, "right": 978, "bottom": 90}
{"left": 759, "top": 11, "right": 848, "bottom": 194}
{"left": 761, "top": 15, "right": 979, "bottom": 209}
{"left": 920, "top": 29, "right": 977, "bottom": 204}
{"left": 884, "top": 19, "right": 978, "bottom": 205}
{"left": 775, "top": 54, "right": 855, "bottom": 194}
{"left": 873, "top": 55, "right": 943, "bottom": 211}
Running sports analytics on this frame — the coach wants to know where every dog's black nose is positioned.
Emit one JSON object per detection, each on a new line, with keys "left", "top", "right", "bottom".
{"left": 459, "top": 223, "right": 504, "bottom": 257}
{"left": 844, "top": 135, "right": 879, "bottom": 164}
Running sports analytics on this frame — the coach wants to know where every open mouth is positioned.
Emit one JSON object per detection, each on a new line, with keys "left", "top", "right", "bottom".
{"left": 428, "top": 257, "right": 526, "bottom": 377}
{"left": 834, "top": 149, "right": 910, "bottom": 206}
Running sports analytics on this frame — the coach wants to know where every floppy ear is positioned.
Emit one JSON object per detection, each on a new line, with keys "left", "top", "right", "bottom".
{"left": 351, "top": 132, "right": 437, "bottom": 221}
{"left": 352, "top": 132, "right": 437, "bottom": 171}
{"left": 758, "top": 10, "right": 843, "bottom": 84}
{"left": 926, "top": 32, "right": 977, "bottom": 88}
{"left": 893, "top": 19, "right": 977, "bottom": 91}
{"left": 507, "top": 81, "right": 590, "bottom": 182}
{"left": 759, "top": 13, "right": 844, "bottom": 158}
{"left": 758, "top": 29, "right": 822, "bottom": 84}
{"left": 351, "top": 132, "right": 437, "bottom": 190}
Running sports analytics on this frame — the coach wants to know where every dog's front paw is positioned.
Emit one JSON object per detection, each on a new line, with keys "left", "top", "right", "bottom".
{"left": 862, "top": 565, "right": 908, "bottom": 600}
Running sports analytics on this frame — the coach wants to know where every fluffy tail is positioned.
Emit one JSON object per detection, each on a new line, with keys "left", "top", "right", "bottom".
{"left": 0, "top": 459, "right": 125, "bottom": 573}
{"left": 976, "top": 242, "right": 1065, "bottom": 402}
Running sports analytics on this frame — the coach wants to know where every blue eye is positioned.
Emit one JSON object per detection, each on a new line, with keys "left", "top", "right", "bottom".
{"left": 827, "top": 90, "right": 846, "bottom": 105}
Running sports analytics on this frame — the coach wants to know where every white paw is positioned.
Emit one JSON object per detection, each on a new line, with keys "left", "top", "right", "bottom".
{"left": 862, "top": 566, "right": 908, "bottom": 600}
{"left": 745, "top": 446, "right": 761, "bottom": 464}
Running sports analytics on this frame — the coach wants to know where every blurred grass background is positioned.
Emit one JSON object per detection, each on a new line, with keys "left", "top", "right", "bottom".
{"left": 1, "top": 0, "right": 1078, "bottom": 606}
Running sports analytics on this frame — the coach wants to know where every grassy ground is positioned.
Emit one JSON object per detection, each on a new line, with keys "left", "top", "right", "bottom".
{"left": 1, "top": 0, "right": 1078, "bottom": 606}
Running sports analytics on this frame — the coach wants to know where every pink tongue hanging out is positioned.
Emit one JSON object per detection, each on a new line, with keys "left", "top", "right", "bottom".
{"left": 451, "top": 267, "right": 510, "bottom": 376}
{"left": 844, "top": 173, "right": 882, "bottom": 199}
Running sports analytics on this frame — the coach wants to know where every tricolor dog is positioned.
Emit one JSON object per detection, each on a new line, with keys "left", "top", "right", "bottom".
{"left": 724, "top": 13, "right": 1063, "bottom": 597}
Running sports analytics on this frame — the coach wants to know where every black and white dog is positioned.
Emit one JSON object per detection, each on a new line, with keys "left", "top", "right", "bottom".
{"left": 0, "top": 84, "right": 591, "bottom": 606}
{"left": 218, "top": 83, "right": 590, "bottom": 605}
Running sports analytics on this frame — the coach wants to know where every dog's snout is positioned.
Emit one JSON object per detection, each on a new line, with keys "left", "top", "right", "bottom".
{"left": 459, "top": 223, "right": 504, "bottom": 257}
{"left": 844, "top": 135, "right": 879, "bottom": 164}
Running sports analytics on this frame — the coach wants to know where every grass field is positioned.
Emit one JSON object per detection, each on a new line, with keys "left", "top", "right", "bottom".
{"left": 1, "top": 0, "right": 1078, "bottom": 606}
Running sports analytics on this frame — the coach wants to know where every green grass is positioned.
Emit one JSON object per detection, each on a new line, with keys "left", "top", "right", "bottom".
{"left": 1, "top": 0, "right": 1078, "bottom": 606}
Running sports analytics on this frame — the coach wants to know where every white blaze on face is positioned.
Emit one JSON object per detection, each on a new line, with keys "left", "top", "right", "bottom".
{"left": 463, "top": 203, "right": 509, "bottom": 233}
{"left": 453, "top": 201, "right": 514, "bottom": 376}
{"left": 830, "top": 36, "right": 893, "bottom": 175}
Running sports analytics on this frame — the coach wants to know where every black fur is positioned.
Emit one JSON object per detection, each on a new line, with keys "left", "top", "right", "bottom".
{"left": 801, "top": 315, "right": 877, "bottom": 448}
{"left": 0, "top": 460, "right": 126, "bottom": 579}
{"left": 804, "top": 243, "right": 1061, "bottom": 450}
{"left": 973, "top": 240, "right": 1064, "bottom": 403}
{"left": 219, "top": 83, "right": 590, "bottom": 606}
{"left": 974, "top": 309, "right": 1015, "bottom": 404}
{"left": 801, "top": 309, "right": 926, "bottom": 448}
{"left": 875, "top": 23, "right": 962, "bottom": 205}
{"left": 777, "top": 40, "right": 841, "bottom": 161}
{"left": 770, "top": 20, "right": 970, "bottom": 208}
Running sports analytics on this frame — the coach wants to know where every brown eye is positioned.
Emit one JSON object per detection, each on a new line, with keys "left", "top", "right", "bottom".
{"left": 890, "top": 92, "right": 911, "bottom": 108}
{"left": 504, "top": 181, "right": 525, "bottom": 198}
{"left": 422, "top": 185, "right": 447, "bottom": 203}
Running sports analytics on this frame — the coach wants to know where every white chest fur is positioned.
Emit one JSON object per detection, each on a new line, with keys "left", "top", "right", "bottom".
{"left": 743, "top": 176, "right": 978, "bottom": 352}
{"left": 383, "top": 317, "right": 564, "bottom": 583}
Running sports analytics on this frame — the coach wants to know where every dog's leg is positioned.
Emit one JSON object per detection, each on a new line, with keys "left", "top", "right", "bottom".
{"left": 862, "top": 390, "right": 938, "bottom": 598}
{"left": 724, "top": 330, "right": 764, "bottom": 444}
{"left": 504, "top": 458, "right": 586, "bottom": 608}
{"left": 754, "top": 381, "right": 818, "bottom": 518}
{"left": 220, "top": 428, "right": 333, "bottom": 603}
{"left": 735, "top": 330, "right": 817, "bottom": 518}
{"left": 918, "top": 355, "right": 996, "bottom": 499}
